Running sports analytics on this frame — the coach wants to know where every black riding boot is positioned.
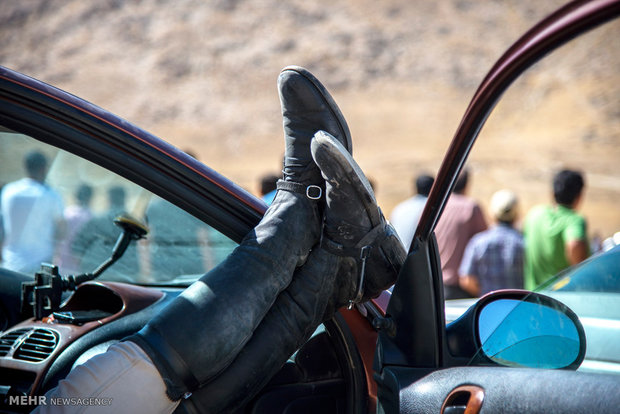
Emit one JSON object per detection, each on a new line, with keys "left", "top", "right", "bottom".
{"left": 178, "top": 134, "right": 406, "bottom": 413}
{"left": 126, "top": 66, "right": 351, "bottom": 401}
{"left": 312, "top": 130, "right": 406, "bottom": 311}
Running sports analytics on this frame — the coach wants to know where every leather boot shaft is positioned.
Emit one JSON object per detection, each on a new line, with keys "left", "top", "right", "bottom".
{"left": 126, "top": 189, "right": 321, "bottom": 400}
{"left": 278, "top": 66, "right": 352, "bottom": 186}
{"left": 177, "top": 248, "right": 339, "bottom": 413}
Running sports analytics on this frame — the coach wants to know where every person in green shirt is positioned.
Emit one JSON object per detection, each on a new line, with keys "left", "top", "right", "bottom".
{"left": 523, "top": 169, "right": 589, "bottom": 290}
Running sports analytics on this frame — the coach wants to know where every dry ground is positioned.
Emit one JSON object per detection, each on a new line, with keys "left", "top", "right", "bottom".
{"left": 1, "top": 0, "right": 619, "bottom": 239}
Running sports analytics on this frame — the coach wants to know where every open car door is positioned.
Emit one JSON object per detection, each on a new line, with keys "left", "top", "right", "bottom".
{"left": 375, "top": 1, "right": 620, "bottom": 412}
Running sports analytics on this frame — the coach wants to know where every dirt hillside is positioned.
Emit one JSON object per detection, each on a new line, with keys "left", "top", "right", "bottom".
{"left": 1, "top": 0, "right": 619, "bottom": 239}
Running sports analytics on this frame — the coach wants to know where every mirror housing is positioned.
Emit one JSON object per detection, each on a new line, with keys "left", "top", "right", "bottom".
{"left": 446, "top": 290, "right": 586, "bottom": 370}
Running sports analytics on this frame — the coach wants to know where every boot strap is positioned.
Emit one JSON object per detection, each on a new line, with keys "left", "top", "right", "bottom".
{"left": 320, "top": 223, "right": 387, "bottom": 308}
{"left": 277, "top": 179, "right": 323, "bottom": 200}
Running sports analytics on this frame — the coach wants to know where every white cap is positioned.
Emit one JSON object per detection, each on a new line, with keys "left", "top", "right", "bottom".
{"left": 490, "top": 189, "right": 518, "bottom": 222}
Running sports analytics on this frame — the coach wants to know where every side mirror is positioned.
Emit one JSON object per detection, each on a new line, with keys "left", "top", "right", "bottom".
{"left": 446, "top": 290, "right": 586, "bottom": 370}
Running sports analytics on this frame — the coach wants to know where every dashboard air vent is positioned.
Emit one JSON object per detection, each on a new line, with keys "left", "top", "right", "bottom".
{"left": 0, "top": 328, "right": 31, "bottom": 357}
{"left": 14, "top": 328, "right": 59, "bottom": 362}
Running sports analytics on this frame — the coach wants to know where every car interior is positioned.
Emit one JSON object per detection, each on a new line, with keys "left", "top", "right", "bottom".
{"left": 0, "top": 128, "right": 369, "bottom": 413}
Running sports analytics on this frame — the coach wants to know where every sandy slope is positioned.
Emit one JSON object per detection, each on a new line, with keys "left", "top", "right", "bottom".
{"left": 1, "top": 0, "right": 619, "bottom": 238}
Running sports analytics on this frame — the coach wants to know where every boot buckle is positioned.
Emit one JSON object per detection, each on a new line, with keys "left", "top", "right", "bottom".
{"left": 276, "top": 180, "right": 322, "bottom": 200}
{"left": 348, "top": 245, "right": 371, "bottom": 309}
{"left": 306, "top": 185, "right": 322, "bottom": 200}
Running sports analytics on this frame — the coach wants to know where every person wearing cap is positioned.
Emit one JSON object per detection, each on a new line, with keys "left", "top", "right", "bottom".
{"left": 458, "top": 189, "right": 524, "bottom": 297}
{"left": 259, "top": 173, "right": 280, "bottom": 205}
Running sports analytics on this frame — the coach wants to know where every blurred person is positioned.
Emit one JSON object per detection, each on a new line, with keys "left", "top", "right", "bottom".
{"left": 58, "top": 184, "right": 94, "bottom": 274}
{"left": 601, "top": 232, "right": 620, "bottom": 252}
{"left": 590, "top": 231, "right": 603, "bottom": 255}
{"left": 183, "top": 148, "right": 198, "bottom": 159}
{"left": 0, "top": 151, "right": 65, "bottom": 273}
{"left": 435, "top": 168, "right": 487, "bottom": 299}
{"left": 523, "top": 169, "right": 589, "bottom": 290}
{"left": 259, "top": 173, "right": 279, "bottom": 205}
{"left": 368, "top": 177, "right": 377, "bottom": 193}
{"left": 459, "top": 189, "right": 524, "bottom": 297}
{"left": 390, "top": 173, "right": 434, "bottom": 250}
{"left": 107, "top": 186, "right": 127, "bottom": 217}
{"left": 72, "top": 185, "right": 139, "bottom": 277}
{"left": 144, "top": 147, "right": 235, "bottom": 281}
{"left": 145, "top": 196, "right": 219, "bottom": 281}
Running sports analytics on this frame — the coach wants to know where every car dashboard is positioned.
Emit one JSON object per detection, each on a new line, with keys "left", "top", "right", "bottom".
{"left": 0, "top": 280, "right": 174, "bottom": 411}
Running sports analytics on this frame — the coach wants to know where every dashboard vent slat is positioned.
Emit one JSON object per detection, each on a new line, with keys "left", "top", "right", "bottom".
{"left": 14, "top": 328, "right": 59, "bottom": 362}
{"left": 0, "top": 328, "right": 31, "bottom": 357}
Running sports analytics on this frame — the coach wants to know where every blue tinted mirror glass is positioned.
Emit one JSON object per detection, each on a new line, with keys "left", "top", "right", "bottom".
{"left": 478, "top": 298, "right": 581, "bottom": 368}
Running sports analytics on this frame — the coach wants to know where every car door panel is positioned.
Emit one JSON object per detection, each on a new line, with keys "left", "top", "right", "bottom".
{"left": 383, "top": 366, "right": 620, "bottom": 414}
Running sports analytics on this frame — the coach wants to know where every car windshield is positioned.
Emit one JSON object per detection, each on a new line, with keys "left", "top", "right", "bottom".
{"left": 532, "top": 246, "right": 620, "bottom": 374}
{"left": 0, "top": 129, "right": 237, "bottom": 286}
{"left": 538, "top": 246, "right": 620, "bottom": 294}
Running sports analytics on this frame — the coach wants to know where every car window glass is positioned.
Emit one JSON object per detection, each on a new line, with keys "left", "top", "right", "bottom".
{"left": 0, "top": 130, "right": 237, "bottom": 285}
{"left": 444, "top": 22, "right": 619, "bottom": 374}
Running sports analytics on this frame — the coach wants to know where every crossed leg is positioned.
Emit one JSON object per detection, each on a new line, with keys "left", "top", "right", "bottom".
{"left": 34, "top": 67, "right": 405, "bottom": 414}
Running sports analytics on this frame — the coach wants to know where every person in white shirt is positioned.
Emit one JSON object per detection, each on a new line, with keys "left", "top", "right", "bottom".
{"left": 390, "top": 173, "right": 434, "bottom": 250}
{"left": 1, "top": 151, "right": 64, "bottom": 274}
